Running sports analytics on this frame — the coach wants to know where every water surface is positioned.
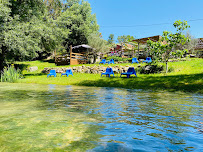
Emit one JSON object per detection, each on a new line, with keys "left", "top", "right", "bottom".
{"left": 0, "top": 83, "right": 202, "bottom": 152}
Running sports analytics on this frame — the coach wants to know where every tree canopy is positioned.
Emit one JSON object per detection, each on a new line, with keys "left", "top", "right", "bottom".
{"left": 107, "top": 34, "right": 115, "bottom": 46}
{"left": 117, "top": 35, "right": 135, "bottom": 44}
{"left": 58, "top": 1, "right": 99, "bottom": 47}
{"left": 0, "top": 0, "right": 101, "bottom": 71}
{"left": 87, "top": 33, "right": 108, "bottom": 53}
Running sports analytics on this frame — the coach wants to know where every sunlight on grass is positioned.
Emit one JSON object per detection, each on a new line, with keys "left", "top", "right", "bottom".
{"left": 15, "top": 58, "right": 203, "bottom": 93}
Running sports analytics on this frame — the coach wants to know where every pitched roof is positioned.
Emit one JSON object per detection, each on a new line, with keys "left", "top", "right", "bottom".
{"left": 132, "top": 35, "right": 162, "bottom": 44}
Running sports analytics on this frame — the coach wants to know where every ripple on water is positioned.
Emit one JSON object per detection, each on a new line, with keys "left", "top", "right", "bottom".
{"left": 0, "top": 83, "right": 202, "bottom": 152}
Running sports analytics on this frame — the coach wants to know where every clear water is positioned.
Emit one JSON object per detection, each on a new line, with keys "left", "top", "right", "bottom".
{"left": 0, "top": 83, "right": 202, "bottom": 152}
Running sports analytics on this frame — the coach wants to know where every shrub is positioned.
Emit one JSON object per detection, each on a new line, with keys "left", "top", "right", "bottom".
{"left": 139, "top": 64, "right": 164, "bottom": 74}
{"left": 1, "top": 66, "right": 21, "bottom": 83}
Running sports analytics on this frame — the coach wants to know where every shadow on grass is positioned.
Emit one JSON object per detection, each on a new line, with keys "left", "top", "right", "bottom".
{"left": 76, "top": 73, "right": 203, "bottom": 93}
{"left": 40, "top": 59, "right": 55, "bottom": 63}
{"left": 14, "top": 64, "right": 29, "bottom": 71}
{"left": 24, "top": 73, "right": 47, "bottom": 76}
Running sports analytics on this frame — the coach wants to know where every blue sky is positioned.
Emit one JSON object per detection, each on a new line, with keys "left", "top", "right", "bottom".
{"left": 87, "top": 0, "right": 203, "bottom": 41}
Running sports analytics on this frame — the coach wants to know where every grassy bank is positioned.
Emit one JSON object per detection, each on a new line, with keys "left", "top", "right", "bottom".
{"left": 15, "top": 58, "right": 203, "bottom": 93}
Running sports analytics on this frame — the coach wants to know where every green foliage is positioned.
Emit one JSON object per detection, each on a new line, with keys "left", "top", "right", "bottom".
{"left": 117, "top": 35, "right": 135, "bottom": 44}
{"left": 139, "top": 64, "right": 164, "bottom": 74}
{"left": 63, "top": 0, "right": 80, "bottom": 9}
{"left": 44, "top": 0, "right": 63, "bottom": 19}
{"left": 181, "top": 32, "right": 199, "bottom": 54}
{"left": 0, "top": 0, "right": 67, "bottom": 70}
{"left": 87, "top": 33, "right": 108, "bottom": 53}
{"left": 9, "top": 0, "right": 45, "bottom": 22}
{"left": 173, "top": 20, "right": 190, "bottom": 31}
{"left": 146, "top": 20, "right": 191, "bottom": 73}
{"left": 58, "top": 1, "right": 99, "bottom": 46}
{"left": 107, "top": 34, "right": 115, "bottom": 46}
{"left": 0, "top": 0, "right": 99, "bottom": 71}
{"left": 1, "top": 65, "right": 21, "bottom": 82}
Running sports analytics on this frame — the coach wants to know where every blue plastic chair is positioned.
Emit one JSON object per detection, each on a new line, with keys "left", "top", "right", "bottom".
{"left": 61, "top": 69, "right": 73, "bottom": 77}
{"left": 101, "top": 68, "right": 114, "bottom": 77}
{"left": 99, "top": 59, "right": 106, "bottom": 64}
{"left": 107, "top": 59, "right": 114, "bottom": 64}
{"left": 132, "top": 58, "right": 139, "bottom": 64}
{"left": 120, "top": 67, "right": 137, "bottom": 78}
{"left": 143, "top": 57, "right": 152, "bottom": 63}
{"left": 47, "top": 70, "right": 57, "bottom": 77}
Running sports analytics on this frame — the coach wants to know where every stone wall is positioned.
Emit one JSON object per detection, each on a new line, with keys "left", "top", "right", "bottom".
{"left": 42, "top": 65, "right": 140, "bottom": 74}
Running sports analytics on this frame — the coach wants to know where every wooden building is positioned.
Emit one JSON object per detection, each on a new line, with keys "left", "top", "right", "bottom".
{"left": 132, "top": 35, "right": 162, "bottom": 52}
{"left": 108, "top": 43, "right": 135, "bottom": 58}
{"left": 55, "top": 45, "right": 95, "bottom": 65}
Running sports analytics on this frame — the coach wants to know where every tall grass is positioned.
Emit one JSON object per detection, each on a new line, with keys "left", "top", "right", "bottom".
{"left": 1, "top": 66, "right": 21, "bottom": 83}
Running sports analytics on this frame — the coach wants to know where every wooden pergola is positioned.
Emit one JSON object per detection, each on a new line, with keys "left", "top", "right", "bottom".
{"left": 132, "top": 35, "right": 162, "bottom": 52}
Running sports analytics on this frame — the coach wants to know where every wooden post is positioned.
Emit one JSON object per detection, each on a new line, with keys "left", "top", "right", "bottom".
{"left": 70, "top": 45, "right": 72, "bottom": 65}
{"left": 128, "top": 50, "right": 130, "bottom": 58}
{"left": 54, "top": 49, "right": 57, "bottom": 62}
{"left": 133, "top": 48, "right": 135, "bottom": 57}
{"left": 138, "top": 41, "right": 140, "bottom": 52}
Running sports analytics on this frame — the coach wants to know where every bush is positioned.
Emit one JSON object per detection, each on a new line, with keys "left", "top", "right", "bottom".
{"left": 139, "top": 64, "right": 164, "bottom": 74}
{"left": 1, "top": 66, "right": 21, "bottom": 83}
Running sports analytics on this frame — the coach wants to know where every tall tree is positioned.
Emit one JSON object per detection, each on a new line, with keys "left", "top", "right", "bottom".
{"left": 117, "top": 35, "right": 135, "bottom": 44}
{"left": 57, "top": 1, "right": 99, "bottom": 47}
{"left": 63, "top": 0, "right": 80, "bottom": 9}
{"left": 10, "top": 0, "right": 45, "bottom": 22}
{"left": 107, "top": 34, "right": 114, "bottom": 44}
{"left": 177, "top": 32, "right": 198, "bottom": 54}
{"left": 44, "top": 0, "right": 63, "bottom": 19}
{"left": 0, "top": 0, "right": 67, "bottom": 71}
{"left": 146, "top": 20, "right": 190, "bottom": 73}
{"left": 87, "top": 33, "right": 108, "bottom": 53}
{"left": 0, "top": 1, "right": 11, "bottom": 70}
{"left": 87, "top": 33, "right": 108, "bottom": 63}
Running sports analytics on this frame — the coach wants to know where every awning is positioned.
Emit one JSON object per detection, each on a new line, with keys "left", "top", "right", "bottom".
{"left": 132, "top": 35, "right": 162, "bottom": 44}
{"left": 72, "top": 44, "right": 93, "bottom": 49}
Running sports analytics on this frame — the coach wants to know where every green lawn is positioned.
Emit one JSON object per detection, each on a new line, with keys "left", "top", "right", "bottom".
{"left": 16, "top": 58, "right": 203, "bottom": 93}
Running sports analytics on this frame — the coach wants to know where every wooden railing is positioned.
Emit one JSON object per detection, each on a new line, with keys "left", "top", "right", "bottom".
{"left": 70, "top": 46, "right": 87, "bottom": 65}
{"left": 55, "top": 46, "right": 88, "bottom": 65}
{"left": 55, "top": 55, "right": 70, "bottom": 66}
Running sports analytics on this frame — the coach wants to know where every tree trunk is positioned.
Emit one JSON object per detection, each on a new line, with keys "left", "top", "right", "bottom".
{"left": 0, "top": 46, "right": 6, "bottom": 72}
{"left": 92, "top": 53, "right": 97, "bottom": 64}
{"left": 166, "top": 61, "right": 168, "bottom": 73}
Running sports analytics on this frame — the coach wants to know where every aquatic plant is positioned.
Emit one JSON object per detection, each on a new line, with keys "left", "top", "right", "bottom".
{"left": 1, "top": 65, "right": 21, "bottom": 82}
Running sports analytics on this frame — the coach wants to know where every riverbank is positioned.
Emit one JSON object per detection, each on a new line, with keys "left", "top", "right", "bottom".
{"left": 16, "top": 58, "right": 203, "bottom": 94}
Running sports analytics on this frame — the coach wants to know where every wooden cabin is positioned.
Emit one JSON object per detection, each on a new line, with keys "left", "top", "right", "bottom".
{"left": 55, "top": 45, "right": 94, "bottom": 66}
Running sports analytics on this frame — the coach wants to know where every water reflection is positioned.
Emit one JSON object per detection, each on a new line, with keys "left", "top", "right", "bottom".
{"left": 90, "top": 88, "right": 203, "bottom": 152}
{"left": 0, "top": 83, "right": 202, "bottom": 152}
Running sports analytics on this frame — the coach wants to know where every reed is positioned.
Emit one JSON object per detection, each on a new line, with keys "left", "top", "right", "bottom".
{"left": 1, "top": 65, "right": 21, "bottom": 82}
